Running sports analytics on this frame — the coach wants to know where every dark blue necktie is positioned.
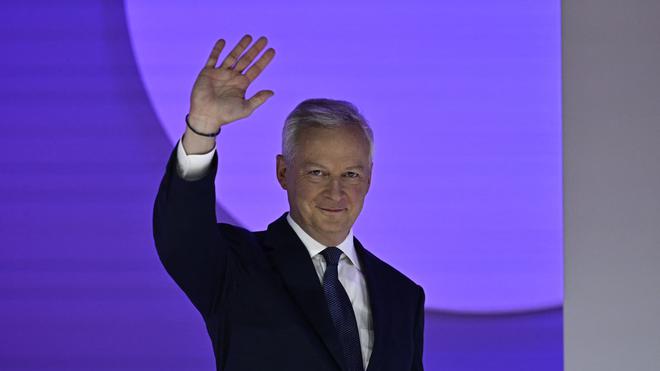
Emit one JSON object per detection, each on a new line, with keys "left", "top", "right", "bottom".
{"left": 321, "top": 247, "right": 364, "bottom": 371}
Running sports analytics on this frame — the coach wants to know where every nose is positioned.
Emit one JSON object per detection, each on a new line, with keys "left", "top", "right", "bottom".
{"left": 325, "top": 178, "right": 343, "bottom": 200}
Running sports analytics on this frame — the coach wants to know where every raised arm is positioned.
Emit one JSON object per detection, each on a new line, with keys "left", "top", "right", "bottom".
{"left": 153, "top": 35, "right": 275, "bottom": 317}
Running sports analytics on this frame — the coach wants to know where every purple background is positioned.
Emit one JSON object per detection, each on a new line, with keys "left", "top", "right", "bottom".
{"left": 0, "top": 1, "right": 562, "bottom": 370}
{"left": 125, "top": 0, "right": 563, "bottom": 312}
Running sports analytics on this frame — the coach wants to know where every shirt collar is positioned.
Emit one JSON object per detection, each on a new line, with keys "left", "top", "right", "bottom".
{"left": 286, "top": 212, "right": 361, "bottom": 271}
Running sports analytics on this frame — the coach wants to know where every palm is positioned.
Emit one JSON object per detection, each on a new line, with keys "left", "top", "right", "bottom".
{"left": 188, "top": 35, "right": 275, "bottom": 130}
{"left": 191, "top": 68, "right": 252, "bottom": 123}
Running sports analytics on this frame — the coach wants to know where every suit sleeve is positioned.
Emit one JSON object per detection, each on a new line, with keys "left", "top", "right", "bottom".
{"left": 152, "top": 142, "right": 230, "bottom": 318}
{"left": 411, "top": 285, "right": 426, "bottom": 371}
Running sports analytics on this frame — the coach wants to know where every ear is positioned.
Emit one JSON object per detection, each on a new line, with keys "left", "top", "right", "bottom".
{"left": 276, "top": 154, "right": 288, "bottom": 190}
{"left": 365, "top": 161, "right": 373, "bottom": 192}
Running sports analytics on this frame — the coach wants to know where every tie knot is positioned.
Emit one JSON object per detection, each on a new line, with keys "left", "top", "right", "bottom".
{"left": 321, "top": 247, "right": 343, "bottom": 266}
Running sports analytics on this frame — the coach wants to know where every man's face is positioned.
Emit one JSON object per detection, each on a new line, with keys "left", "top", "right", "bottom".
{"left": 276, "top": 125, "right": 372, "bottom": 246}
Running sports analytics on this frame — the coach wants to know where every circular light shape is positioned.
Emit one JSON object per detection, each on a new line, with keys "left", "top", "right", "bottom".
{"left": 125, "top": 0, "right": 562, "bottom": 313}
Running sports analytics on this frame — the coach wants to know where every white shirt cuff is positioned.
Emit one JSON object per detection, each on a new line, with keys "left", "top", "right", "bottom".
{"left": 175, "top": 137, "right": 216, "bottom": 181}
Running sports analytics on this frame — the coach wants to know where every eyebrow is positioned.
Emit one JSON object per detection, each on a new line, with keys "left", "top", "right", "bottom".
{"left": 303, "top": 162, "right": 365, "bottom": 171}
{"left": 302, "top": 162, "right": 327, "bottom": 169}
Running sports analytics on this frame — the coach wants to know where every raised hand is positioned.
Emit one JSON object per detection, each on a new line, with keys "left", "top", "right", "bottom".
{"left": 188, "top": 35, "right": 276, "bottom": 134}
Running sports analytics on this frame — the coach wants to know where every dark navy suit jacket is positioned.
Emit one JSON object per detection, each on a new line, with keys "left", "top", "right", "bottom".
{"left": 153, "top": 146, "right": 425, "bottom": 370}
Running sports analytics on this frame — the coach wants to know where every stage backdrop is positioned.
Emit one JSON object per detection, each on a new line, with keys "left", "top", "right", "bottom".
{"left": 0, "top": 1, "right": 562, "bottom": 370}
{"left": 125, "top": 0, "right": 563, "bottom": 313}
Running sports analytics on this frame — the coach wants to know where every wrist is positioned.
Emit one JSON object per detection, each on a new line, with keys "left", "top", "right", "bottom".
{"left": 182, "top": 128, "right": 216, "bottom": 155}
{"left": 187, "top": 113, "right": 223, "bottom": 135}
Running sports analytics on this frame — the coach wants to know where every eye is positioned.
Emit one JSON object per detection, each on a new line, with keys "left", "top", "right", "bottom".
{"left": 308, "top": 169, "right": 324, "bottom": 176}
{"left": 344, "top": 171, "right": 360, "bottom": 178}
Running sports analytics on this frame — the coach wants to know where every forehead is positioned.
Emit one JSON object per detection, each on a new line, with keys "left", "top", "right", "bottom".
{"left": 294, "top": 125, "right": 371, "bottom": 166}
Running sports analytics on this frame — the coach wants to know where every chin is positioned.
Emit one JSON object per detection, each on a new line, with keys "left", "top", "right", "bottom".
{"left": 319, "top": 220, "right": 352, "bottom": 234}
{"left": 312, "top": 215, "right": 345, "bottom": 228}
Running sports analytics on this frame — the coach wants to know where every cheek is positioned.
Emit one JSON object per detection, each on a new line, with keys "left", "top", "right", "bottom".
{"left": 346, "top": 185, "right": 369, "bottom": 203}
{"left": 294, "top": 183, "right": 321, "bottom": 205}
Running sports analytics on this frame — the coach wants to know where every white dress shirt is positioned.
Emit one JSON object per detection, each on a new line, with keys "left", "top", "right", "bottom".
{"left": 175, "top": 138, "right": 374, "bottom": 369}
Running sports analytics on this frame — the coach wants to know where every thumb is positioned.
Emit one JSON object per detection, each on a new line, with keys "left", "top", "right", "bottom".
{"left": 247, "top": 90, "right": 274, "bottom": 111}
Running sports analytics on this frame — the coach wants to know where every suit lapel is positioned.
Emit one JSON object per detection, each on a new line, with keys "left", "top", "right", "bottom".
{"left": 354, "top": 237, "right": 389, "bottom": 371}
{"left": 264, "top": 214, "right": 347, "bottom": 371}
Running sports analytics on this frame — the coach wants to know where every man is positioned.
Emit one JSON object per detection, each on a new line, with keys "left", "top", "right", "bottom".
{"left": 153, "top": 35, "right": 425, "bottom": 371}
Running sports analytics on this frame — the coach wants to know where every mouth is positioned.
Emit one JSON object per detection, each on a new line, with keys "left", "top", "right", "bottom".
{"left": 318, "top": 207, "right": 346, "bottom": 214}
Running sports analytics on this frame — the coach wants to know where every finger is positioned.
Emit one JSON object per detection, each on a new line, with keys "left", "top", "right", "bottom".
{"left": 245, "top": 48, "right": 276, "bottom": 82}
{"left": 247, "top": 90, "right": 274, "bottom": 111}
{"left": 233, "top": 36, "right": 268, "bottom": 72}
{"left": 219, "top": 35, "right": 252, "bottom": 69}
{"left": 205, "top": 39, "right": 226, "bottom": 68}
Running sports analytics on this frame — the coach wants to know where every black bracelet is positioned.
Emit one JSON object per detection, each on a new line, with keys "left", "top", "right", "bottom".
{"left": 185, "top": 114, "right": 221, "bottom": 137}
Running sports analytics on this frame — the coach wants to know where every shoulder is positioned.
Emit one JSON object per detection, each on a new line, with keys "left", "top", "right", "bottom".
{"left": 217, "top": 222, "right": 255, "bottom": 241}
{"left": 215, "top": 223, "right": 289, "bottom": 271}
{"left": 214, "top": 222, "right": 266, "bottom": 260}
{"left": 360, "top": 246, "right": 425, "bottom": 298}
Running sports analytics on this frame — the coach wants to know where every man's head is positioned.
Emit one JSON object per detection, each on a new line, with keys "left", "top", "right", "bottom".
{"left": 276, "top": 99, "right": 374, "bottom": 246}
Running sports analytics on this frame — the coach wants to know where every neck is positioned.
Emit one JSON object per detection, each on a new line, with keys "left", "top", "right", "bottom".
{"left": 288, "top": 212, "right": 349, "bottom": 247}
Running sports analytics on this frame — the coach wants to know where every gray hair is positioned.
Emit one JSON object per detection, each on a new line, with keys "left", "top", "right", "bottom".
{"left": 281, "top": 98, "right": 374, "bottom": 162}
